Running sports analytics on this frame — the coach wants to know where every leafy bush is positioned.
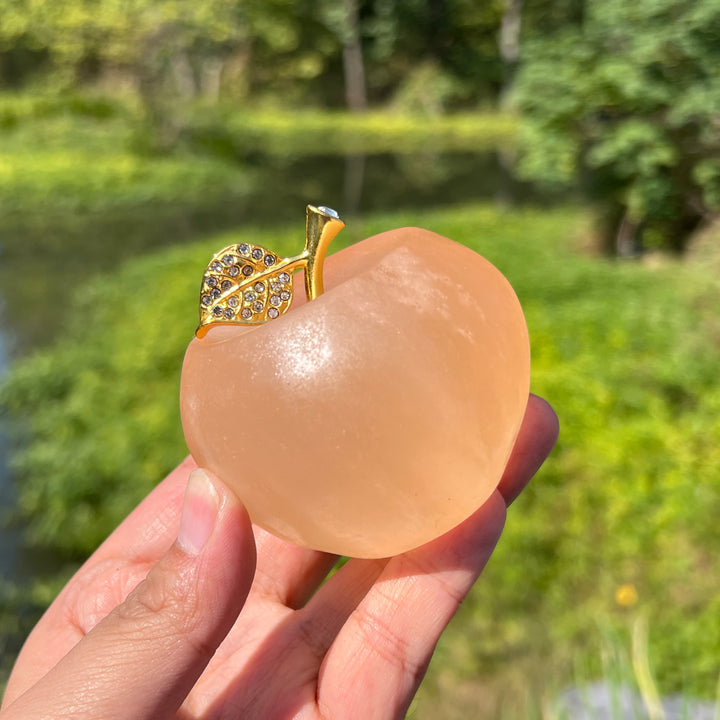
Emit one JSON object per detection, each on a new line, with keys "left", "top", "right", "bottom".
{"left": 391, "top": 61, "right": 465, "bottom": 117}
{"left": 514, "top": 0, "right": 720, "bottom": 254}
{"left": 2, "top": 204, "right": 719, "bottom": 715}
{"left": 0, "top": 92, "right": 128, "bottom": 130}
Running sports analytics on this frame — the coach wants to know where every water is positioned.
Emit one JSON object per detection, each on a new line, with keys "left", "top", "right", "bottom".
{"left": 0, "top": 149, "right": 531, "bottom": 582}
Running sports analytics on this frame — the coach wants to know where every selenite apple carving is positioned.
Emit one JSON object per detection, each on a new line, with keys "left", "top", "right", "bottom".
{"left": 180, "top": 206, "right": 530, "bottom": 558}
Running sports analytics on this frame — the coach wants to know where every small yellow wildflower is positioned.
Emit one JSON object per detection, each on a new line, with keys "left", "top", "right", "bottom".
{"left": 615, "top": 583, "right": 639, "bottom": 607}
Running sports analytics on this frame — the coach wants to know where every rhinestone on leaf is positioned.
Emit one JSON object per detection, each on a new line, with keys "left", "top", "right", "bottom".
{"left": 244, "top": 291, "right": 255, "bottom": 303}
{"left": 270, "top": 295, "right": 281, "bottom": 307}
{"left": 211, "top": 288, "right": 221, "bottom": 300}
{"left": 279, "top": 272, "right": 290, "bottom": 284}
{"left": 228, "top": 296, "right": 239, "bottom": 308}
{"left": 222, "top": 254, "right": 235, "bottom": 266}
{"left": 201, "top": 295, "right": 212, "bottom": 306}
{"left": 264, "top": 254, "right": 275, "bottom": 267}
{"left": 212, "top": 306, "right": 223, "bottom": 317}
{"left": 223, "top": 308, "right": 234, "bottom": 319}
{"left": 242, "top": 265, "right": 253, "bottom": 276}
{"left": 254, "top": 282, "right": 265, "bottom": 293}
{"left": 280, "top": 290, "right": 291, "bottom": 301}
{"left": 228, "top": 265, "right": 240, "bottom": 277}
{"left": 211, "top": 261, "right": 223, "bottom": 272}
{"left": 205, "top": 276, "right": 217, "bottom": 288}
{"left": 221, "top": 280, "right": 232, "bottom": 291}
{"left": 241, "top": 308, "right": 252, "bottom": 320}
{"left": 268, "top": 307, "right": 280, "bottom": 319}
{"left": 252, "top": 248, "right": 264, "bottom": 260}
{"left": 271, "top": 281, "right": 282, "bottom": 293}
{"left": 252, "top": 301, "right": 264, "bottom": 313}
{"left": 237, "top": 243, "right": 250, "bottom": 255}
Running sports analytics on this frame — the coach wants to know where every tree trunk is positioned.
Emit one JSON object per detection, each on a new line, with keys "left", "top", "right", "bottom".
{"left": 201, "top": 57, "right": 224, "bottom": 103}
{"left": 171, "top": 51, "right": 197, "bottom": 99}
{"left": 616, "top": 208, "right": 641, "bottom": 257}
{"left": 341, "top": 0, "right": 367, "bottom": 113}
{"left": 223, "top": 44, "right": 253, "bottom": 100}
{"left": 498, "top": 0, "right": 523, "bottom": 108}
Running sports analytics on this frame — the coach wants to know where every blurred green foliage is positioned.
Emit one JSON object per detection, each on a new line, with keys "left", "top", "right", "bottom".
{"left": 514, "top": 0, "right": 720, "bottom": 254}
{"left": 178, "top": 105, "right": 516, "bottom": 157}
{"left": 420, "top": 206, "right": 720, "bottom": 713}
{"left": 0, "top": 0, "right": 508, "bottom": 107}
{"left": 0, "top": 91, "right": 515, "bottom": 162}
{"left": 4, "top": 0, "right": 717, "bottom": 254}
{"left": 2, "top": 204, "right": 719, "bottom": 714}
{"left": 0, "top": 92, "right": 251, "bottom": 222}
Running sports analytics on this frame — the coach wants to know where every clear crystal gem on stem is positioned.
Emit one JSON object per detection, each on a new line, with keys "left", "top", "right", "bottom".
{"left": 317, "top": 205, "right": 340, "bottom": 219}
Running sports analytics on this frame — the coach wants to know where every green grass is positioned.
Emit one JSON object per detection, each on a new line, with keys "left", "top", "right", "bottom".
{"left": 182, "top": 105, "right": 517, "bottom": 156}
{"left": 2, "top": 202, "right": 719, "bottom": 717}
{"left": 0, "top": 92, "right": 516, "bottom": 193}
{"left": 0, "top": 93, "right": 249, "bottom": 216}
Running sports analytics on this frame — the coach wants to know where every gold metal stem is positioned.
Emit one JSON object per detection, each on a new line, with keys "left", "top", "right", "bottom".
{"left": 303, "top": 205, "right": 345, "bottom": 300}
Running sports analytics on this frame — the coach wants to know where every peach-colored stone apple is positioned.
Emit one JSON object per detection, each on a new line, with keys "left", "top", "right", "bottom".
{"left": 180, "top": 227, "right": 530, "bottom": 558}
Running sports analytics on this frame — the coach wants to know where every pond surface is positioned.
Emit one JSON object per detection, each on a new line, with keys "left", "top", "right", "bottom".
{"left": 0, "top": 149, "right": 535, "bottom": 586}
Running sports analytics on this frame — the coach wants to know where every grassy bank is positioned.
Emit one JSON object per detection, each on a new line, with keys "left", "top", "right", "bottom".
{"left": 182, "top": 105, "right": 517, "bottom": 156}
{"left": 2, "top": 202, "right": 719, "bottom": 716}
{"left": 0, "top": 91, "right": 514, "bottom": 216}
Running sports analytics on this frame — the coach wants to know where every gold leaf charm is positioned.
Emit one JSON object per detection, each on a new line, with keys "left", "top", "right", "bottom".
{"left": 196, "top": 205, "right": 344, "bottom": 338}
{"left": 198, "top": 244, "right": 294, "bottom": 330}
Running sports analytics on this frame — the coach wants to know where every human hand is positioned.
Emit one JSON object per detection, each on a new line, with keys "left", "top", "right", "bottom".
{"left": 0, "top": 394, "right": 558, "bottom": 720}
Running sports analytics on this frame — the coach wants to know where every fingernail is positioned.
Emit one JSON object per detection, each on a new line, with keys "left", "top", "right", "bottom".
{"left": 177, "top": 469, "right": 220, "bottom": 556}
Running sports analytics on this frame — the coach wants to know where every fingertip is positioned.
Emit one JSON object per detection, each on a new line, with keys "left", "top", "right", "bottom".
{"left": 190, "top": 467, "right": 256, "bottom": 573}
{"left": 529, "top": 393, "right": 560, "bottom": 451}
{"left": 497, "top": 394, "right": 559, "bottom": 506}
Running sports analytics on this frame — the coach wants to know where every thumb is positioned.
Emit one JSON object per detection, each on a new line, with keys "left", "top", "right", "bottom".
{"left": 3, "top": 469, "right": 256, "bottom": 720}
